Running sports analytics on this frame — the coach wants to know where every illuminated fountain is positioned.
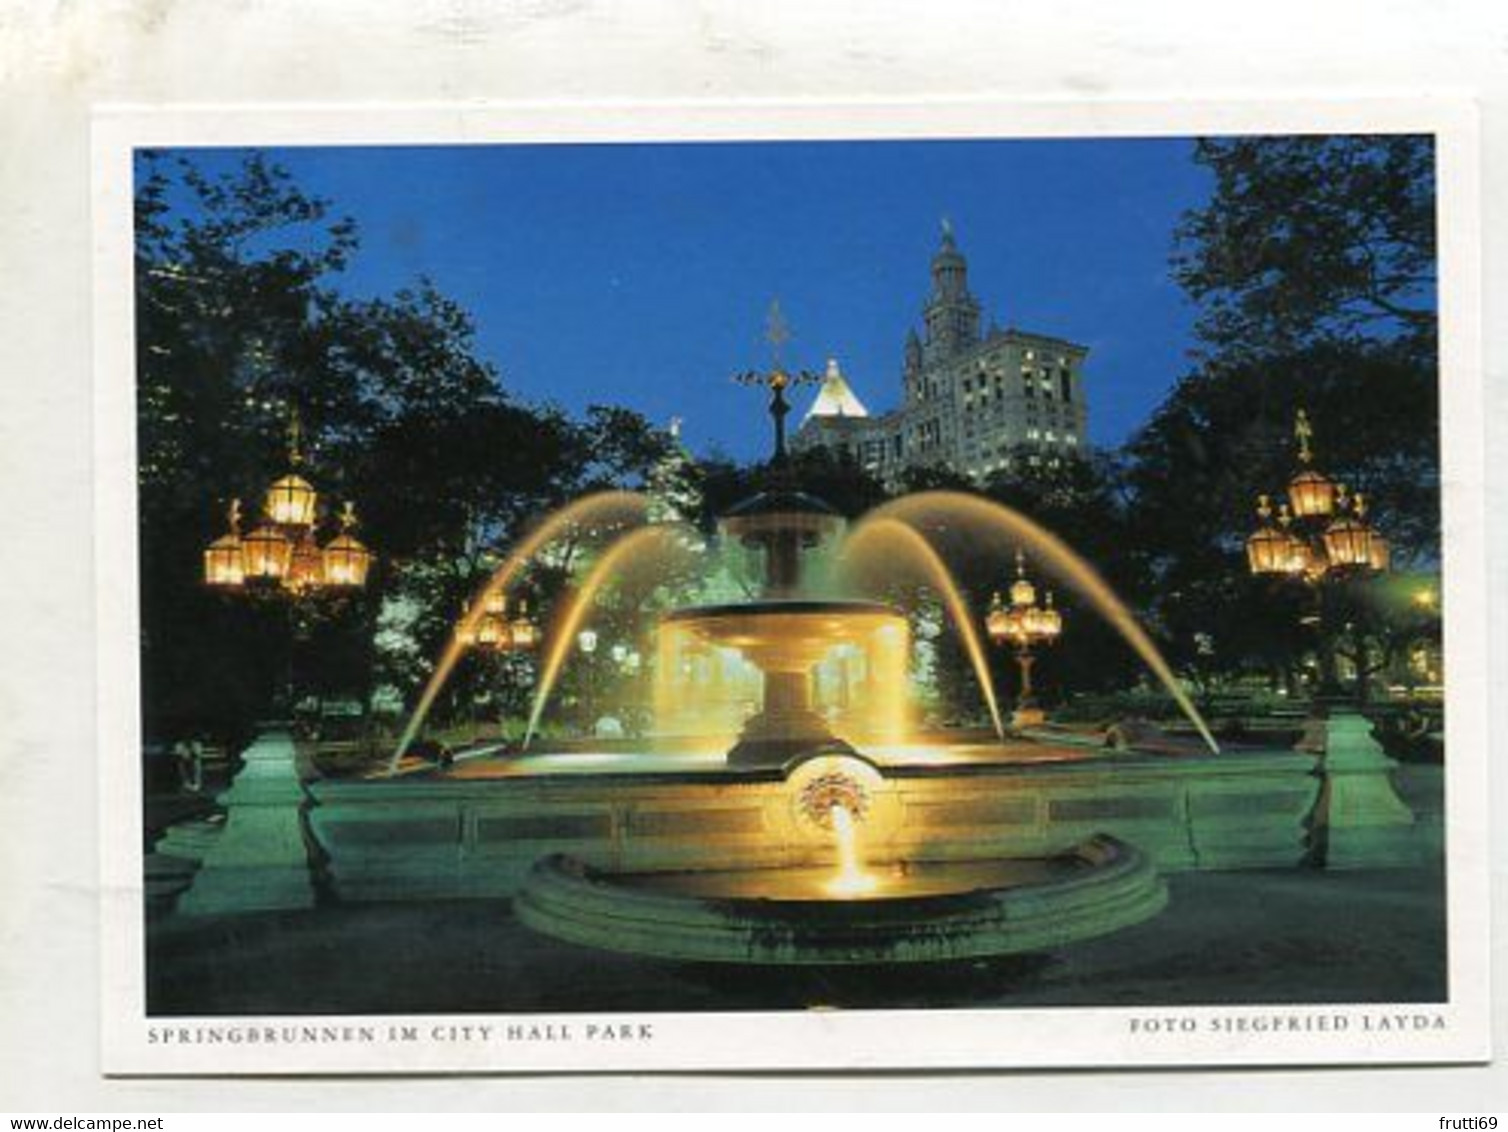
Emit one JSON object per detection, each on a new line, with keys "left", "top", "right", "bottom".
{"left": 507, "top": 362, "right": 1174, "bottom": 963}
{"left": 306, "top": 336, "right": 1343, "bottom": 965}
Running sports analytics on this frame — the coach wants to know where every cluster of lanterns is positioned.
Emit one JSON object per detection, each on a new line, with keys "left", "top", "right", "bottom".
{"left": 458, "top": 589, "right": 539, "bottom": 653}
{"left": 1245, "top": 410, "right": 1391, "bottom": 581}
{"left": 202, "top": 416, "right": 373, "bottom": 594}
{"left": 985, "top": 551, "right": 1064, "bottom": 650}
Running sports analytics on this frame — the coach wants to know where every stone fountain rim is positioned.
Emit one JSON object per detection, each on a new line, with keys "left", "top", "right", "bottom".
{"left": 514, "top": 833, "right": 1170, "bottom": 964}
{"left": 662, "top": 598, "right": 905, "bottom": 622}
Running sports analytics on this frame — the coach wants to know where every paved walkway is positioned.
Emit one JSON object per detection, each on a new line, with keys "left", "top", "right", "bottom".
{"left": 147, "top": 862, "right": 1445, "bottom": 1016}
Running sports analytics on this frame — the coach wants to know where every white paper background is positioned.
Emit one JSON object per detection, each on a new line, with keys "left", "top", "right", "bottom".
{"left": 2, "top": 0, "right": 1505, "bottom": 1112}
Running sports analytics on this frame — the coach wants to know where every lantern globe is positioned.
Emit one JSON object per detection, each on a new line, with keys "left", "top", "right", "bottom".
{"left": 510, "top": 618, "right": 539, "bottom": 650}
{"left": 484, "top": 588, "right": 508, "bottom": 616}
{"left": 322, "top": 533, "right": 372, "bottom": 589}
{"left": 1024, "top": 607, "right": 1052, "bottom": 639}
{"left": 265, "top": 473, "right": 318, "bottom": 528}
{"left": 285, "top": 533, "right": 326, "bottom": 594}
{"left": 242, "top": 524, "right": 293, "bottom": 582}
{"left": 1245, "top": 525, "right": 1292, "bottom": 575}
{"left": 1009, "top": 576, "right": 1036, "bottom": 608}
{"left": 1288, "top": 469, "right": 1336, "bottom": 519}
{"left": 203, "top": 533, "right": 245, "bottom": 588}
{"left": 1039, "top": 605, "right": 1063, "bottom": 639}
{"left": 985, "top": 594, "right": 1010, "bottom": 642}
{"left": 476, "top": 614, "right": 506, "bottom": 647}
{"left": 1368, "top": 531, "right": 1391, "bottom": 572}
{"left": 1322, "top": 516, "right": 1373, "bottom": 569}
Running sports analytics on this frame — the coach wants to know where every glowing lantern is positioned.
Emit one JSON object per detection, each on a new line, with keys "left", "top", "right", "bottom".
{"left": 484, "top": 588, "right": 508, "bottom": 616}
{"left": 1287, "top": 468, "right": 1336, "bottom": 519}
{"left": 510, "top": 602, "right": 540, "bottom": 650}
{"left": 476, "top": 614, "right": 507, "bottom": 648}
{"left": 203, "top": 499, "right": 246, "bottom": 588}
{"left": 1322, "top": 515, "right": 1373, "bottom": 569}
{"left": 985, "top": 593, "right": 1011, "bottom": 644}
{"left": 1368, "top": 531, "right": 1391, "bottom": 572}
{"left": 1246, "top": 495, "right": 1293, "bottom": 575}
{"left": 322, "top": 505, "right": 372, "bottom": 589}
{"left": 455, "top": 604, "right": 479, "bottom": 647}
{"left": 1037, "top": 593, "right": 1063, "bottom": 640}
{"left": 1007, "top": 549, "right": 1037, "bottom": 608}
{"left": 322, "top": 534, "right": 371, "bottom": 588}
{"left": 265, "top": 472, "right": 318, "bottom": 528}
{"left": 284, "top": 532, "right": 326, "bottom": 594}
{"left": 242, "top": 523, "right": 292, "bottom": 582}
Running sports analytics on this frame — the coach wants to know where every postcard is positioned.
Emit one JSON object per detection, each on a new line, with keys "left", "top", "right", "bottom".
{"left": 92, "top": 97, "right": 1488, "bottom": 1074}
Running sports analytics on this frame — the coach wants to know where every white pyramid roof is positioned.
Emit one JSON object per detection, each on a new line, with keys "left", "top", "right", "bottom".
{"left": 803, "top": 358, "right": 869, "bottom": 421}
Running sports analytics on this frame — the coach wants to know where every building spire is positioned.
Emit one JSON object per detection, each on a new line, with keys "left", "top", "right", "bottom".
{"left": 924, "top": 217, "right": 980, "bottom": 359}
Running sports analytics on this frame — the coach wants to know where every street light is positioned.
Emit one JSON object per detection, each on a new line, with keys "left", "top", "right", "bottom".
{"left": 461, "top": 594, "right": 539, "bottom": 655}
{"left": 201, "top": 409, "right": 373, "bottom": 597}
{"left": 986, "top": 550, "right": 1064, "bottom": 728}
{"left": 1244, "top": 408, "right": 1389, "bottom": 700}
{"left": 200, "top": 407, "right": 375, "bottom": 721}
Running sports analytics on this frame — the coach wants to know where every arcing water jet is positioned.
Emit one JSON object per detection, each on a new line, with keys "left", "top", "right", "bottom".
{"left": 865, "top": 491, "right": 1219, "bottom": 755}
{"left": 522, "top": 523, "right": 695, "bottom": 748}
{"left": 387, "top": 490, "right": 652, "bottom": 773}
{"left": 838, "top": 517, "right": 1006, "bottom": 741}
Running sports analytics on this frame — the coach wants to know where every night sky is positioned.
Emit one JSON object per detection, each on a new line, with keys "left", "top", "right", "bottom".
{"left": 153, "top": 138, "right": 1213, "bottom": 462}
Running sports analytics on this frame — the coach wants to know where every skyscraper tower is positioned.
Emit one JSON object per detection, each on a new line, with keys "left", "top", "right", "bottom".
{"left": 794, "top": 223, "right": 1090, "bottom": 485}
{"left": 922, "top": 219, "right": 982, "bottom": 362}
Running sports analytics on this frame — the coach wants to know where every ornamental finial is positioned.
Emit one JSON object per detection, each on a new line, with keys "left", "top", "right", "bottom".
{"left": 287, "top": 406, "right": 304, "bottom": 467}
{"left": 1294, "top": 409, "right": 1314, "bottom": 465}
{"left": 764, "top": 298, "right": 791, "bottom": 370}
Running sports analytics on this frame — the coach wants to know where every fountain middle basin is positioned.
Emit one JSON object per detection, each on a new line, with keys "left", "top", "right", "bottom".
{"left": 662, "top": 598, "right": 909, "bottom": 767}
{"left": 516, "top": 833, "right": 1168, "bottom": 965}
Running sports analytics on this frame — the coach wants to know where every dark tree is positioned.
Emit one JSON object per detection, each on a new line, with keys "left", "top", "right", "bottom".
{"left": 1127, "top": 134, "right": 1440, "bottom": 692}
{"left": 134, "top": 153, "right": 677, "bottom": 742}
{"left": 1173, "top": 135, "right": 1436, "bottom": 361}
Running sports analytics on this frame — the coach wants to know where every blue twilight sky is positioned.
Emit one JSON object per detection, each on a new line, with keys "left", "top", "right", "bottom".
{"left": 152, "top": 138, "right": 1212, "bottom": 462}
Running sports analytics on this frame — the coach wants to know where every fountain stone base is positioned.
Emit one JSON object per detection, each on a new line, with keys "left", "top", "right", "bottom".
{"left": 516, "top": 834, "right": 1167, "bottom": 966}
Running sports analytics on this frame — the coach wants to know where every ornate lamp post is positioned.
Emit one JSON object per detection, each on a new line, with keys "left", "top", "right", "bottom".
{"left": 1244, "top": 409, "right": 1389, "bottom": 701}
{"left": 200, "top": 409, "right": 374, "bottom": 717}
{"left": 455, "top": 591, "right": 539, "bottom": 742}
{"left": 986, "top": 550, "right": 1064, "bottom": 728}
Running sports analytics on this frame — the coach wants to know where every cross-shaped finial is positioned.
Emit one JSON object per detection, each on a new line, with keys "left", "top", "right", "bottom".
{"left": 287, "top": 406, "right": 304, "bottom": 467}
{"left": 764, "top": 299, "right": 791, "bottom": 368}
{"left": 1294, "top": 409, "right": 1314, "bottom": 465}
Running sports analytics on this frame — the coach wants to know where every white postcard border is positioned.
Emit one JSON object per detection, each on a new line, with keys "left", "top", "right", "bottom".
{"left": 92, "top": 96, "right": 1489, "bottom": 1075}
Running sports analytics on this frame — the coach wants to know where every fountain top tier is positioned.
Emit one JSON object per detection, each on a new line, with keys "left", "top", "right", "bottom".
{"left": 725, "top": 359, "right": 850, "bottom": 596}
{"left": 721, "top": 488, "right": 844, "bottom": 596}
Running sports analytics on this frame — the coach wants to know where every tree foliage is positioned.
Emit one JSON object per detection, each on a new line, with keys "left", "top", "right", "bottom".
{"left": 1127, "top": 134, "right": 1440, "bottom": 693}
{"left": 1172, "top": 135, "right": 1436, "bottom": 361}
{"left": 135, "top": 152, "right": 673, "bottom": 742}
